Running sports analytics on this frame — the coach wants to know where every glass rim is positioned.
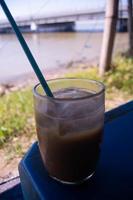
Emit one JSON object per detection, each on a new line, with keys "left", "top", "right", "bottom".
{"left": 33, "top": 78, "right": 105, "bottom": 101}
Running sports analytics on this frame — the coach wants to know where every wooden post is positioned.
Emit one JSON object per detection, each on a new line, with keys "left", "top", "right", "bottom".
{"left": 99, "top": 0, "right": 119, "bottom": 76}
{"left": 128, "top": 0, "right": 133, "bottom": 55}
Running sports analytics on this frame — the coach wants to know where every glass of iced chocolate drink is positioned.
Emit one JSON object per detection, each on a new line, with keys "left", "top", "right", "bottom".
{"left": 33, "top": 78, "right": 105, "bottom": 184}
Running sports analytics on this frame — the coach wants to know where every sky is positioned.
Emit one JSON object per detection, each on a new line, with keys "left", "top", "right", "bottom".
{"left": 0, "top": 0, "right": 127, "bottom": 21}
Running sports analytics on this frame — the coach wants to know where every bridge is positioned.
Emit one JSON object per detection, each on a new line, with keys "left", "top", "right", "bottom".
{"left": 0, "top": 7, "right": 128, "bottom": 32}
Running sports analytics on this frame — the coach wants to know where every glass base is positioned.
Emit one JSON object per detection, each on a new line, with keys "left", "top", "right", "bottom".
{"left": 50, "top": 171, "right": 95, "bottom": 185}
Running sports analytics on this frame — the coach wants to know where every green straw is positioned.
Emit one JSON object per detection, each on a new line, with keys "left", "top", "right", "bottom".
{"left": 0, "top": 0, "right": 53, "bottom": 97}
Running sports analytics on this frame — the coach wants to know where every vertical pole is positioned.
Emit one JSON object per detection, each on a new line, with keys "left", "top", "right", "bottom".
{"left": 99, "top": 0, "right": 119, "bottom": 76}
{"left": 128, "top": 0, "right": 133, "bottom": 55}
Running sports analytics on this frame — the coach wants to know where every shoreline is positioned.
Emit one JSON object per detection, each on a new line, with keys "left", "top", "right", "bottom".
{"left": 0, "top": 59, "right": 98, "bottom": 96}
{"left": 0, "top": 65, "right": 68, "bottom": 96}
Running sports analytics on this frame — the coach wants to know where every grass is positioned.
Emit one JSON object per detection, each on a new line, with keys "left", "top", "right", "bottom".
{"left": 0, "top": 88, "right": 35, "bottom": 146}
{"left": 0, "top": 55, "right": 133, "bottom": 147}
{"left": 66, "top": 55, "right": 133, "bottom": 95}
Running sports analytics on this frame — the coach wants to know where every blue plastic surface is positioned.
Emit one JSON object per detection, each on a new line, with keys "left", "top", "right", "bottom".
{"left": 19, "top": 102, "right": 133, "bottom": 200}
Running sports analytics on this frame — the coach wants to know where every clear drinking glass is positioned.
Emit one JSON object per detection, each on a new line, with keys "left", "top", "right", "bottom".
{"left": 33, "top": 78, "right": 105, "bottom": 184}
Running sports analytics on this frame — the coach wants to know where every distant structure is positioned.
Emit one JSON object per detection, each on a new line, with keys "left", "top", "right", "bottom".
{"left": 0, "top": 7, "right": 128, "bottom": 33}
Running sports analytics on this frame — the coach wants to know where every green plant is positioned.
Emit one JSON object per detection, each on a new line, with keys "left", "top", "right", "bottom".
{"left": 66, "top": 55, "right": 133, "bottom": 95}
{"left": 0, "top": 88, "right": 35, "bottom": 146}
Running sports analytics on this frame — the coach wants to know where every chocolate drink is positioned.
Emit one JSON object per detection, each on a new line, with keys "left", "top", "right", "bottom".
{"left": 34, "top": 88, "right": 104, "bottom": 183}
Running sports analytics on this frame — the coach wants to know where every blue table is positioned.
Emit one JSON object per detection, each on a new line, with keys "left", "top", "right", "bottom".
{"left": 1, "top": 101, "right": 133, "bottom": 200}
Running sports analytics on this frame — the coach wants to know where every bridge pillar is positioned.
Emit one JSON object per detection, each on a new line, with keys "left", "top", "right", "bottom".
{"left": 30, "top": 22, "right": 38, "bottom": 32}
{"left": 117, "top": 18, "right": 128, "bottom": 32}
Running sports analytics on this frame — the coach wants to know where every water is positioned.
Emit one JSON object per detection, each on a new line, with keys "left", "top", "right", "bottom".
{"left": 0, "top": 32, "right": 128, "bottom": 83}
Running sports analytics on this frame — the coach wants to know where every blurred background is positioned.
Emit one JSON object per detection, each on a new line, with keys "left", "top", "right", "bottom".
{"left": 0, "top": 0, "right": 128, "bottom": 83}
